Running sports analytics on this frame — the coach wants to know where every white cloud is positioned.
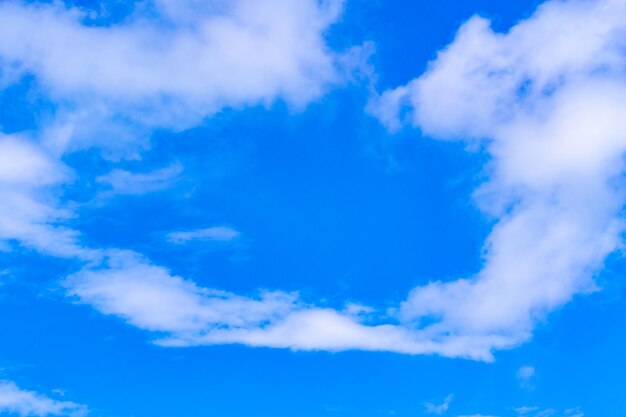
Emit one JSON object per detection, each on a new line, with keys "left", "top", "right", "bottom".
{"left": 166, "top": 226, "right": 241, "bottom": 244}
{"left": 0, "top": 134, "right": 94, "bottom": 259}
{"left": 0, "top": 0, "right": 351, "bottom": 265}
{"left": 425, "top": 394, "right": 454, "bottom": 415}
{"left": 370, "top": 0, "right": 626, "bottom": 355}
{"left": 0, "top": 0, "right": 347, "bottom": 154}
{"left": 564, "top": 408, "right": 584, "bottom": 417}
{"left": 515, "top": 406, "right": 540, "bottom": 415}
{"left": 64, "top": 250, "right": 298, "bottom": 336}
{"left": 61, "top": 250, "right": 511, "bottom": 359}
{"left": 96, "top": 163, "right": 183, "bottom": 196}
{"left": 0, "top": 380, "right": 87, "bottom": 417}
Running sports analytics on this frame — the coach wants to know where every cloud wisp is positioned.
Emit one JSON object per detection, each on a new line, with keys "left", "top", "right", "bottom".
{"left": 96, "top": 163, "right": 183, "bottom": 196}
{"left": 425, "top": 394, "right": 454, "bottom": 415}
{"left": 167, "top": 226, "right": 241, "bottom": 245}
{"left": 0, "top": 381, "right": 87, "bottom": 417}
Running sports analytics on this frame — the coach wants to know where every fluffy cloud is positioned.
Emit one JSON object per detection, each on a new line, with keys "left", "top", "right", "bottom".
{"left": 370, "top": 0, "right": 626, "bottom": 355}
{"left": 0, "top": 381, "right": 87, "bottom": 417}
{"left": 0, "top": 0, "right": 347, "bottom": 154}
{"left": 62, "top": 250, "right": 509, "bottom": 359}
{"left": 0, "top": 135, "right": 93, "bottom": 258}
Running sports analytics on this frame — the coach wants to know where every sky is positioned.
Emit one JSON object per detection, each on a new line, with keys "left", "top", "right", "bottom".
{"left": 0, "top": 0, "right": 625, "bottom": 416}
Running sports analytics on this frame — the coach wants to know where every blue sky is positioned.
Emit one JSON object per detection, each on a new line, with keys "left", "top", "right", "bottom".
{"left": 0, "top": 0, "right": 625, "bottom": 416}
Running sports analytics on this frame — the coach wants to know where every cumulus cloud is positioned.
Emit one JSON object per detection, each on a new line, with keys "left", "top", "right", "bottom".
{"left": 0, "top": 0, "right": 347, "bottom": 154}
{"left": 166, "top": 226, "right": 241, "bottom": 244}
{"left": 0, "top": 380, "right": 87, "bottom": 417}
{"left": 370, "top": 0, "right": 626, "bottom": 355}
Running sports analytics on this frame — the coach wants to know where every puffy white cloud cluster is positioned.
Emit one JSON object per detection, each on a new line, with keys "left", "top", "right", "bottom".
{"left": 371, "top": 0, "right": 626, "bottom": 352}
{"left": 0, "top": 0, "right": 347, "bottom": 153}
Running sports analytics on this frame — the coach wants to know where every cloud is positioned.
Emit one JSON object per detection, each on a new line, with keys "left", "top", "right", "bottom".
{"left": 0, "top": 0, "right": 350, "bottom": 255}
{"left": 166, "top": 226, "right": 241, "bottom": 244}
{"left": 96, "top": 163, "right": 183, "bottom": 196}
{"left": 61, "top": 250, "right": 511, "bottom": 359}
{"left": 458, "top": 415, "right": 499, "bottom": 417}
{"left": 0, "top": 134, "right": 94, "bottom": 259}
{"left": 564, "top": 408, "right": 584, "bottom": 417}
{"left": 0, "top": 0, "right": 347, "bottom": 155}
{"left": 425, "top": 394, "right": 454, "bottom": 415}
{"left": 515, "top": 407, "right": 540, "bottom": 416}
{"left": 5, "top": 0, "right": 624, "bottom": 363}
{"left": 370, "top": 0, "right": 626, "bottom": 355}
{"left": 458, "top": 406, "right": 582, "bottom": 417}
{"left": 516, "top": 366, "right": 536, "bottom": 389}
{"left": 0, "top": 380, "right": 87, "bottom": 417}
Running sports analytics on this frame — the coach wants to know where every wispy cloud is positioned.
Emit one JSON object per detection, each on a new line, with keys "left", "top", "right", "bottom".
{"left": 458, "top": 415, "right": 499, "bottom": 417}
{"left": 61, "top": 251, "right": 513, "bottom": 359}
{"left": 0, "top": 380, "right": 87, "bottom": 417}
{"left": 96, "top": 163, "right": 183, "bottom": 196}
{"left": 516, "top": 366, "right": 536, "bottom": 389}
{"left": 0, "top": 135, "right": 94, "bottom": 259}
{"left": 167, "top": 226, "right": 241, "bottom": 244}
{"left": 458, "top": 405, "right": 582, "bottom": 417}
{"left": 425, "top": 394, "right": 454, "bottom": 415}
